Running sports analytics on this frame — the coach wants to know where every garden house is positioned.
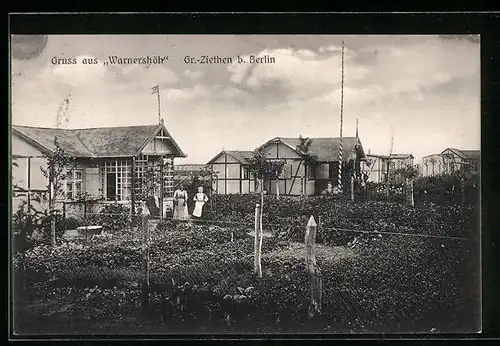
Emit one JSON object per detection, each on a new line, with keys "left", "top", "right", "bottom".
{"left": 206, "top": 137, "right": 367, "bottom": 196}
{"left": 12, "top": 120, "right": 186, "bottom": 217}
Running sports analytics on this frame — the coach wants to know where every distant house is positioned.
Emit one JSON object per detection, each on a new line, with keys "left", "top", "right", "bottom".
{"left": 173, "top": 164, "right": 212, "bottom": 191}
{"left": 422, "top": 154, "right": 445, "bottom": 176}
{"left": 207, "top": 136, "right": 366, "bottom": 196}
{"left": 12, "top": 120, "right": 186, "bottom": 216}
{"left": 361, "top": 153, "right": 414, "bottom": 184}
{"left": 206, "top": 150, "right": 256, "bottom": 194}
{"left": 422, "top": 148, "right": 480, "bottom": 177}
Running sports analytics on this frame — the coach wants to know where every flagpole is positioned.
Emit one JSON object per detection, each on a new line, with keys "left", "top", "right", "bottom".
{"left": 338, "top": 41, "right": 345, "bottom": 193}
{"left": 151, "top": 85, "right": 161, "bottom": 124}
{"left": 157, "top": 88, "right": 161, "bottom": 123}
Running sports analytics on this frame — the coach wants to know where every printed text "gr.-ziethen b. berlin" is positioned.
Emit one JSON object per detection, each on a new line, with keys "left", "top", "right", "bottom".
{"left": 184, "top": 55, "right": 276, "bottom": 65}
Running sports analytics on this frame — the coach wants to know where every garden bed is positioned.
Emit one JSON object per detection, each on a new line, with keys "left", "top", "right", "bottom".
{"left": 13, "top": 198, "right": 480, "bottom": 335}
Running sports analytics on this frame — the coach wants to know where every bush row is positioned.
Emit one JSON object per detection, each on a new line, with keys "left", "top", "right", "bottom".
{"left": 14, "top": 230, "right": 480, "bottom": 333}
{"left": 203, "top": 195, "right": 478, "bottom": 243}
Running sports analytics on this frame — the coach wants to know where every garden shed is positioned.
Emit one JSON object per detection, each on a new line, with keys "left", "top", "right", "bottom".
{"left": 256, "top": 137, "right": 367, "bottom": 195}
{"left": 206, "top": 150, "right": 257, "bottom": 194}
{"left": 12, "top": 120, "right": 186, "bottom": 217}
{"left": 206, "top": 136, "right": 367, "bottom": 196}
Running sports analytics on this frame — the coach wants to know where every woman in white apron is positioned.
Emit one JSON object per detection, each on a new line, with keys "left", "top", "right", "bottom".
{"left": 173, "top": 185, "right": 189, "bottom": 220}
{"left": 192, "top": 186, "right": 209, "bottom": 219}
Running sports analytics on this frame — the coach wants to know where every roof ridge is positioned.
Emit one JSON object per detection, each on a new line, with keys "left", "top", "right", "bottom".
{"left": 12, "top": 124, "right": 74, "bottom": 131}
{"left": 71, "top": 124, "right": 159, "bottom": 131}
{"left": 73, "top": 132, "right": 95, "bottom": 157}
{"left": 13, "top": 124, "right": 159, "bottom": 131}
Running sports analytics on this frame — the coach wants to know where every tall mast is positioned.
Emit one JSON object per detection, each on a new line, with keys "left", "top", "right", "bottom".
{"left": 337, "top": 41, "right": 345, "bottom": 192}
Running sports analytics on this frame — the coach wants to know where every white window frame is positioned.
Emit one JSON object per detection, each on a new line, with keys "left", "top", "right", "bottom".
{"left": 101, "top": 159, "right": 131, "bottom": 201}
{"left": 65, "top": 169, "right": 83, "bottom": 200}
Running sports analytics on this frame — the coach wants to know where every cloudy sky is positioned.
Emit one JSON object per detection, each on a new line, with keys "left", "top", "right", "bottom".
{"left": 11, "top": 35, "right": 480, "bottom": 165}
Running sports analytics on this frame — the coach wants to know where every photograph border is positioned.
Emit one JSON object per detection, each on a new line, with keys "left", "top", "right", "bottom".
{"left": 7, "top": 12, "right": 499, "bottom": 341}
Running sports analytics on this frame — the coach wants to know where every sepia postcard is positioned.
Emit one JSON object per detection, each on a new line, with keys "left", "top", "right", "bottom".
{"left": 10, "top": 33, "right": 481, "bottom": 337}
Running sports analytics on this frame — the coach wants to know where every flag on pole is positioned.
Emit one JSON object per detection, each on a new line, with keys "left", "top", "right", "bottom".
{"left": 151, "top": 85, "right": 159, "bottom": 95}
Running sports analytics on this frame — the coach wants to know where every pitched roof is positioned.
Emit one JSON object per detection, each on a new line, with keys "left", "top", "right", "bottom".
{"left": 12, "top": 126, "right": 93, "bottom": 157}
{"left": 225, "top": 150, "right": 255, "bottom": 164}
{"left": 12, "top": 124, "right": 186, "bottom": 158}
{"left": 207, "top": 150, "right": 254, "bottom": 165}
{"left": 75, "top": 125, "right": 159, "bottom": 157}
{"left": 459, "top": 150, "right": 480, "bottom": 160}
{"left": 262, "top": 137, "right": 366, "bottom": 162}
{"left": 390, "top": 153, "right": 413, "bottom": 159}
{"left": 441, "top": 148, "right": 480, "bottom": 160}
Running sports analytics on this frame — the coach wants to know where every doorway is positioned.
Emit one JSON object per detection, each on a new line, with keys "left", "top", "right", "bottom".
{"left": 106, "top": 173, "right": 116, "bottom": 201}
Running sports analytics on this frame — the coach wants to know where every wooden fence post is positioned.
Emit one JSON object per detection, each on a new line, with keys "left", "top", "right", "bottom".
{"left": 254, "top": 203, "right": 262, "bottom": 278}
{"left": 142, "top": 214, "right": 150, "bottom": 308}
{"left": 305, "top": 215, "right": 321, "bottom": 319}
{"left": 51, "top": 213, "right": 56, "bottom": 246}
{"left": 350, "top": 175, "right": 354, "bottom": 202}
{"left": 460, "top": 178, "right": 466, "bottom": 205}
{"left": 409, "top": 179, "right": 415, "bottom": 207}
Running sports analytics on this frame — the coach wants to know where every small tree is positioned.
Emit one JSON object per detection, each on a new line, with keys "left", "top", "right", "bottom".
{"left": 248, "top": 148, "right": 285, "bottom": 203}
{"left": 40, "top": 136, "right": 76, "bottom": 246}
{"left": 393, "top": 164, "right": 420, "bottom": 206}
{"left": 296, "top": 135, "right": 319, "bottom": 195}
{"left": 296, "top": 135, "right": 318, "bottom": 164}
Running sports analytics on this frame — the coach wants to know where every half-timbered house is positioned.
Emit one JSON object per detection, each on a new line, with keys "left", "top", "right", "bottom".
{"left": 206, "top": 150, "right": 256, "bottom": 194}
{"left": 422, "top": 148, "right": 480, "bottom": 177}
{"left": 207, "top": 136, "right": 366, "bottom": 196}
{"left": 361, "top": 153, "right": 414, "bottom": 183}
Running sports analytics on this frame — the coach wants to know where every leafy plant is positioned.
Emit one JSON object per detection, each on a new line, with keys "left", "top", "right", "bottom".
{"left": 247, "top": 148, "right": 285, "bottom": 193}
{"left": 296, "top": 135, "right": 318, "bottom": 166}
{"left": 39, "top": 136, "right": 77, "bottom": 246}
{"left": 88, "top": 202, "right": 136, "bottom": 233}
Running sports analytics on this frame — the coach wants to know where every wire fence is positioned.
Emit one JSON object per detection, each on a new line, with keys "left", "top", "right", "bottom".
{"left": 61, "top": 210, "right": 478, "bottom": 243}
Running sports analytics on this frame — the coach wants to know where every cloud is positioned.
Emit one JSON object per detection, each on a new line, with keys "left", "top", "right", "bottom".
{"left": 51, "top": 55, "right": 107, "bottom": 88}
{"left": 227, "top": 47, "right": 369, "bottom": 103}
{"left": 318, "top": 45, "right": 348, "bottom": 54}
{"left": 164, "top": 84, "right": 210, "bottom": 102}
{"left": 184, "top": 69, "right": 204, "bottom": 81}
{"left": 11, "top": 35, "right": 480, "bottom": 165}
{"left": 356, "top": 38, "right": 480, "bottom": 95}
{"left": 111, "top": 64, "right": 179, "bottom": 91}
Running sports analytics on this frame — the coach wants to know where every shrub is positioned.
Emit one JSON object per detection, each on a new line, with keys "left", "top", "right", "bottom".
{"left": 62, "top": 216, "right": 81, "bottom": 230}
{"left": 205, "top": 195, "right": 478, "bottom": 245}
{"left": 87, "top": 203, "right": 137, "bottom": 233}
{"left": 414, "top": 173, "right": 479, "bottom": 205}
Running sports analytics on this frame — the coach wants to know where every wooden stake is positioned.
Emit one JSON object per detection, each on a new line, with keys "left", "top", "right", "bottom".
{"left": 410, "top": 179, "right": 415, "bottom": 207}
{"left": 305, "top": 215, "right": 321, "bottom": 318}
{"left": 350, "top": 175, "right": 354, "bottom": 202}
{"left": 254, "top": 203, "right": 262, "bottom": 278}
{"left": 276, "top": 178, "right": 280, "bottom": 200}
{"left": 49, "top": 182, "right": 56, "bottom": 246}
{"left": 460, "top": 178, "right": 466, "bottom": 205}
{"left": 51, "top": 218, "right": 56, "bottom": 246}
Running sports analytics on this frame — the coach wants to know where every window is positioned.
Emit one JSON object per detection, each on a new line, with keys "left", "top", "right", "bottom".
{"left": 307, "top": 164, "right": 316, "bottom": 179}
{"left": 65, "top": 169, "right": 83, "bottom": 200}
{"left": 132, "top": 155, "right": 174, "bottom": 200}
{"left": 242, "top": 166, "right": 250, "bottom": 179}
{"left": 100, "top": 159, "right": 131, "bottom": 201}
{"left": 281, "top": 164, "right": 292, "bottom": 179}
